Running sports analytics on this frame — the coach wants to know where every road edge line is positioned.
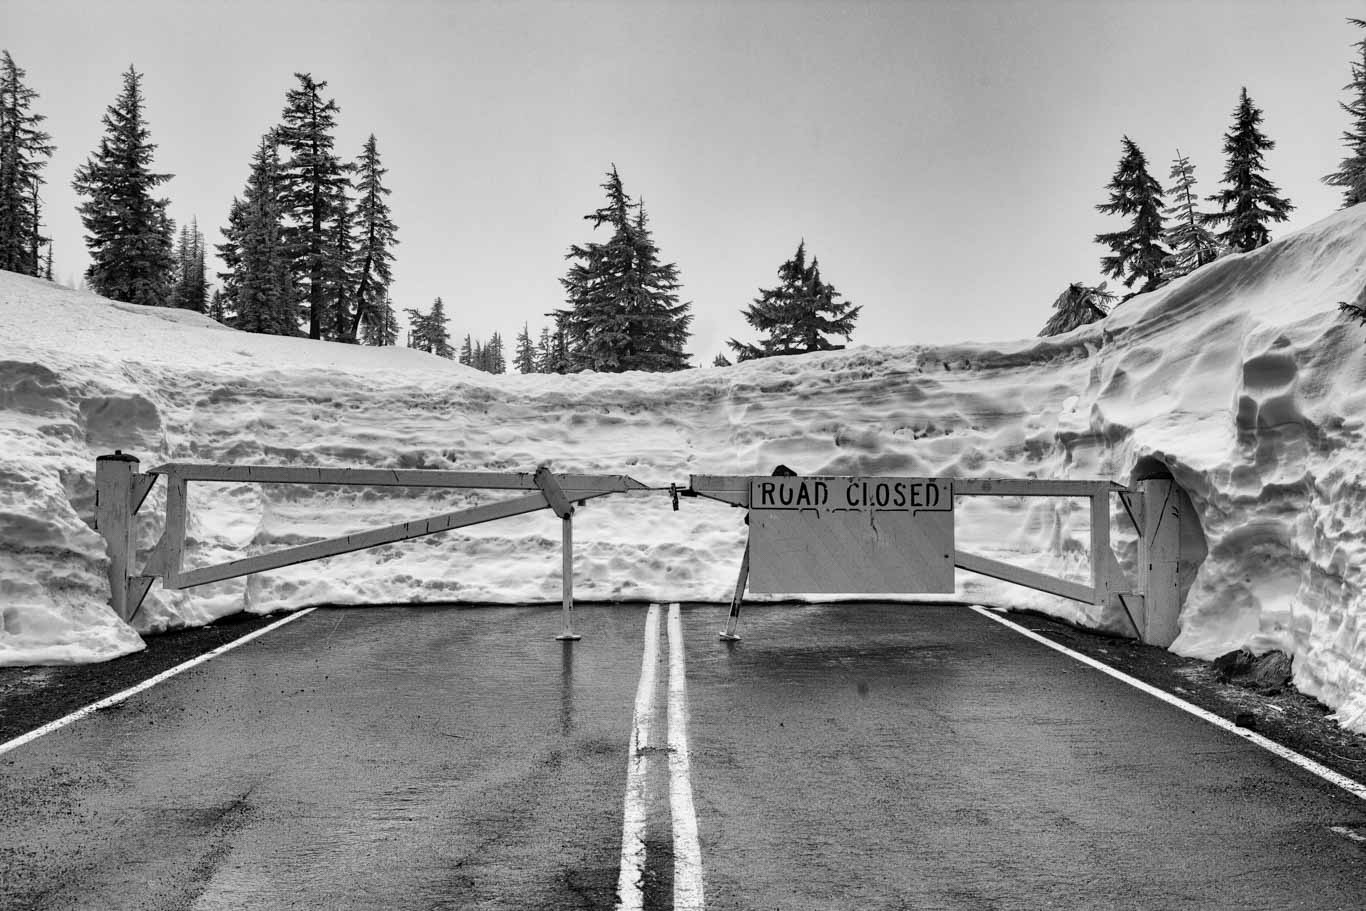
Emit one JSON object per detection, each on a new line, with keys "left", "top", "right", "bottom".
{"left": 666, "top": 602, "right": 705, "bottom": 911}
{"left": 969, "top": 605, "right": 1366, "bottom": 802}
{"left": 615, "top": 602, "right": 661, "bottom": 911}
{"left": 0, "top": 607, "right": 317, "bottom": 759}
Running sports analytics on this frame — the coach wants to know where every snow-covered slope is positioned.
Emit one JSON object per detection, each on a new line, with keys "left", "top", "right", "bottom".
{"left": 4, "top": 206, "right": 1366, "bottom": 730}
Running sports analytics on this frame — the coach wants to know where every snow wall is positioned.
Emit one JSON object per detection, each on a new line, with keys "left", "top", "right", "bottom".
{"left": 4, "top": 206, "right": 1366, "bottom": 731}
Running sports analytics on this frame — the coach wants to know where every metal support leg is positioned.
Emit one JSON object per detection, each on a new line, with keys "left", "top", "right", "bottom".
{"left": 556, "top": 514, "right": 581, "bottom": 641}
{"left": 719, "top": 539, "right": 750, "bottom": 641}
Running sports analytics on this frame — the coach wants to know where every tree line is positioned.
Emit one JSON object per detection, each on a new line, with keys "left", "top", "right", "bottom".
{"left": 1044, "top": 18, "right": 1366, "bottom": 336}
{"left": 8, "top": 19, "right": 1366, "bottom": 364}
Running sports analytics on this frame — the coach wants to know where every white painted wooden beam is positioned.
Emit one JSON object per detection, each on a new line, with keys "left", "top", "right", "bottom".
{"left": 954, "top": 550, "right": 1094, "bottom": 604}
{"left": 169, "top": 492, "right": 552, "bottom": 590}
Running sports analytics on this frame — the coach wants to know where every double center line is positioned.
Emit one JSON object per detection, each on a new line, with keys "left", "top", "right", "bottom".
{"left": 617, "top": 602, "right": 704, "bottom": 910}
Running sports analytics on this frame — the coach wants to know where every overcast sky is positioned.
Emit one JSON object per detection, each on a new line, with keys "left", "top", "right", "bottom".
{"left": 6, "top": 0, "right": 1363, "bottom": 362}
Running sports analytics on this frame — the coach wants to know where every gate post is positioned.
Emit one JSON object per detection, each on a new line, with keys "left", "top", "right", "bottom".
{"left": 94, "top": 451, "right": 139, "bottom": 621}
{"left": 1138, "top": 478, "right": 1181, "bottom": 647}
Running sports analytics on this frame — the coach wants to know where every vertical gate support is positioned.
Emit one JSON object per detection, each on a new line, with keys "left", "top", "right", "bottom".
{"left": 1137, "top": 478, "right": 1182, "bottom": 647}
{"left": 94, "top": 451, "right": 140, "bottom": 622}
{"left": 534, "top": 467, "right": 580, "bottom": 641}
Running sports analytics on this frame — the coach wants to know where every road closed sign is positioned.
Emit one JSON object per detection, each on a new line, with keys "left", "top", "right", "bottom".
{"left": 748, "top": 476, "right": 954, "bottom": 594}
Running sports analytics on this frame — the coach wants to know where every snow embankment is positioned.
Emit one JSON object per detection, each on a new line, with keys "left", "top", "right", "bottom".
{"left": 4, "top": 206, "right": 1366, "bottom": 729}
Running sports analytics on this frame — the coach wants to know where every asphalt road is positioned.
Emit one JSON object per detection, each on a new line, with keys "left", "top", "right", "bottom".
{"left": 2, "top": 603, "right": 1365, "bottom": 910}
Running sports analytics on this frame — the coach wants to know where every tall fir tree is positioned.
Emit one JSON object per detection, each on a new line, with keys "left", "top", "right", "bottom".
{"left": 557, "top": 166, "right": 692, "bottom": 372}
{"left": 1094, "top": 136, "right": 1167, "bottom": 294}
{"left": 458, "top": 333, "right": 473, "bottom": 366}
{"left": 360, "top": 293, "right": 399, "bottom": 346}
{"left": 1038, "top": 281, "right": 1117, "bottom": 337}
{"left": 72, "top": 66, "right": 175, "bottom": 306}
{"left": 277, "top": 73, "right": 350, "bottom": 339}
{"left": 219, "top": 135, "right": 296, "bottom": 335}
{"left": 346, "top": 134, "right": 398, "bottom": 343}
{"left": 406, "top": 297, "right": 453, "bottom": 358}
{"left": 0, "top": 50, "right": 53, "bottom": 276}
{"left": 1324, "top": 19, "right": 1366, "bottom": 208}
{"left": 728, "top": 240, "right": 860, "bottom": 361}
{"left": 1162, "top": 150, "right": 1222, "bottom": 279}
{"left": 486, "top": 331, "right": 505, "bottom": 374}
{"left": 1205, "top": 88, "right": 1294, "bottom": 253}
{"left": 514, "top": 323, "right": 536, "bottom": 373}
{"left": 169, "top": 217, "right": 208, "bottom": 311}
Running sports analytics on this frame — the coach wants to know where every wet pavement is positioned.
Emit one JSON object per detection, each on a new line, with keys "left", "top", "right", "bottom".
{"left": 2, "top": 603, "right": 1366, "bottom": 910}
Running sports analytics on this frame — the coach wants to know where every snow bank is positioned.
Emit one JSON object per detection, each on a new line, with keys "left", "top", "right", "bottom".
{"left": 4, "top": 206, "right": 1366, "bottom": 730}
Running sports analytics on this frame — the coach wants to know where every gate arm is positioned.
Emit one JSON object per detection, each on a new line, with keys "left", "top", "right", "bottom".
{"left": 685, "top": 475, "right": 752, "bottom": 507}
{"left": 168, "top": 492, "right": 553, "bottom": 590}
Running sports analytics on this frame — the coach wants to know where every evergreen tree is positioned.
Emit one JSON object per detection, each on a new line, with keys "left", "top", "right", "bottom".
{"left": 458, "top": 333, "right": 473, "bottom": 366}
{"left": 406, "top": 297, "right": 453, "bottom": 358}
{"left": 326, "top": 191, "right": 354, "bottom": 340}
{"left": 346, "top": 134, "right": 398, "bottom": 342}
{"left": 1038, "top": 282, "right": 1118, "bottom": 337}
{"left": 72, "top": 66, "right": 175, "bottom": 306}
{"left": 727, "top": 240, "right": 860, "bottom": 361}
{"left": 535, "top": 326, "right": 554, "bottom": 373}
{"left": 1162, "top": 150, "right": 1222, "bottom": 279}
{"left": 277, "top": 73, "right": 350, "bottom": 339}
{"left": 41, "top": 239, "right": 52, "bottom": 280}
{"left": 207, "top": 287, "right": 230, "bottom": 324}
{"left": 1205, "top": 88, "right": 1294, "bottom": 253}
{"left": 1324, "top": 19, "right": 1366, "bottom": 208}
{"left": 486, "top": 331, "right": 505, "bottom": 374}
{"left": 360, "top": 292, "right": 399, "bottom": 346}
{"left": 557, "top": 166, "right": 693, "bottom": 371}
{"left": 0, "top": 50, "right": 53, "bottom": 276}
{"left": 514, "top": 323, "right": 536, "bottom": 373}
{"left": 219, "top": 135, "right": 296, "bottom": 334}
{"left": 169, "top": 217, "right": 208, "bottom": 311}
{"left": 712, "top": 352, "right": 732, "bottom": 367}
{"left": 1094, "top": 136, "right": 1167, "bottom": 294}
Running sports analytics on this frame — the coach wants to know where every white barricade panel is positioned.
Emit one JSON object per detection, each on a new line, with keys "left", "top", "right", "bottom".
{"left": 747, "top": 477, "right": 954, "bottom": 594}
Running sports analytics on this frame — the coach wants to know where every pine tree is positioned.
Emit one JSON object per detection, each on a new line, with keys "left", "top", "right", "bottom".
{"left": 72, "top": 66, "right": 175, "bottom": 306}
{"left": 207, "top": 287, "right": 230, "bottom": 324}
{"left": 1205, "top": 88, "right": 1294, "bottom": 253}
{"left": 514, "top": 323, "right": 536, "bottom": 373}
{"left": 486, "top": 331, "right": 505, "bottom": 374}
{"left": 1038, "top": 282, "right": 1118, "bottom": 337}
{"left": 1325, "top": 19, "right": 1366, "bottom": 208}
{"left": 712, "top": 352, "right": 732, "bottom": 367}
{"left": 458, "top": 333, "right": 473, "bottom": 366}
{"left": 360, "top": 292, "right": 398, "bottom": 345}
{"left": 277, "top": 73, "right": 350, "bottom": 339}
{"left": 407, "top": 298, "right": 453, "bottom": 358}
{"left": 1162, "top": 150, "right": 1222, "bottom": 279}
{"left": 1094, "top": 137, "right": 1167, "bottom": 294}
{"left": 535, "top": 326, "right": 554, "bottom": 373}
{"left": 346, "top": 135, "right": 398, "bottom": 343}
{"left": 169, "top": 217, "right": 208, "bottom": 311}
{"left": 326, "top": 191, "right": 354, "bottom": 340}
{"left": 0, "top": 50, "right": 53, "bottom": 276}
{"left": 41, "top": 239, "right": 52, "bottom": 280}
{"left": 220, "top": 135, "right": 296, "bottom": 334}
{"left": 727, "top": 240, "right": 861, "bottom": 361}
{"left": 557, "top": 166, "right": 693, "bottom": 372}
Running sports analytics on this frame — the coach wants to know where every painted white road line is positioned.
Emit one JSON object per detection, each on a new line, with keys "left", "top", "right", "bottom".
{"left": 616, "top": 602, "right": 662, "bottom": 911}
{"left": 0, "top": 607, "right": 318, "bottom": 758}
{"left": 970, "top": 605, "right": 1366, "bottom": 802}
{"left": 667, "top": 602, "right": 706, "bottom": 911}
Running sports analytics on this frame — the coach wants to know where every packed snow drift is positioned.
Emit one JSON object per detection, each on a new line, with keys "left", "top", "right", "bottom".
{"left": 4, "top": 206, "right": 1366, "bottom": 731}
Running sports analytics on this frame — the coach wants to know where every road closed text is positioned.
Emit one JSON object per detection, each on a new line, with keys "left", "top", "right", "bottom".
{"left": 751, "top": 477, "right": 952, "bottom": 511}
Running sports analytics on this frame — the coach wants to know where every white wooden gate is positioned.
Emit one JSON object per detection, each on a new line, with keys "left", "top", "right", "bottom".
{"left": 94, "top": 451, "right": 646, "bottom": 639}
{"left": 686, "top": 474, "right": 1185, "bottom": 645}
